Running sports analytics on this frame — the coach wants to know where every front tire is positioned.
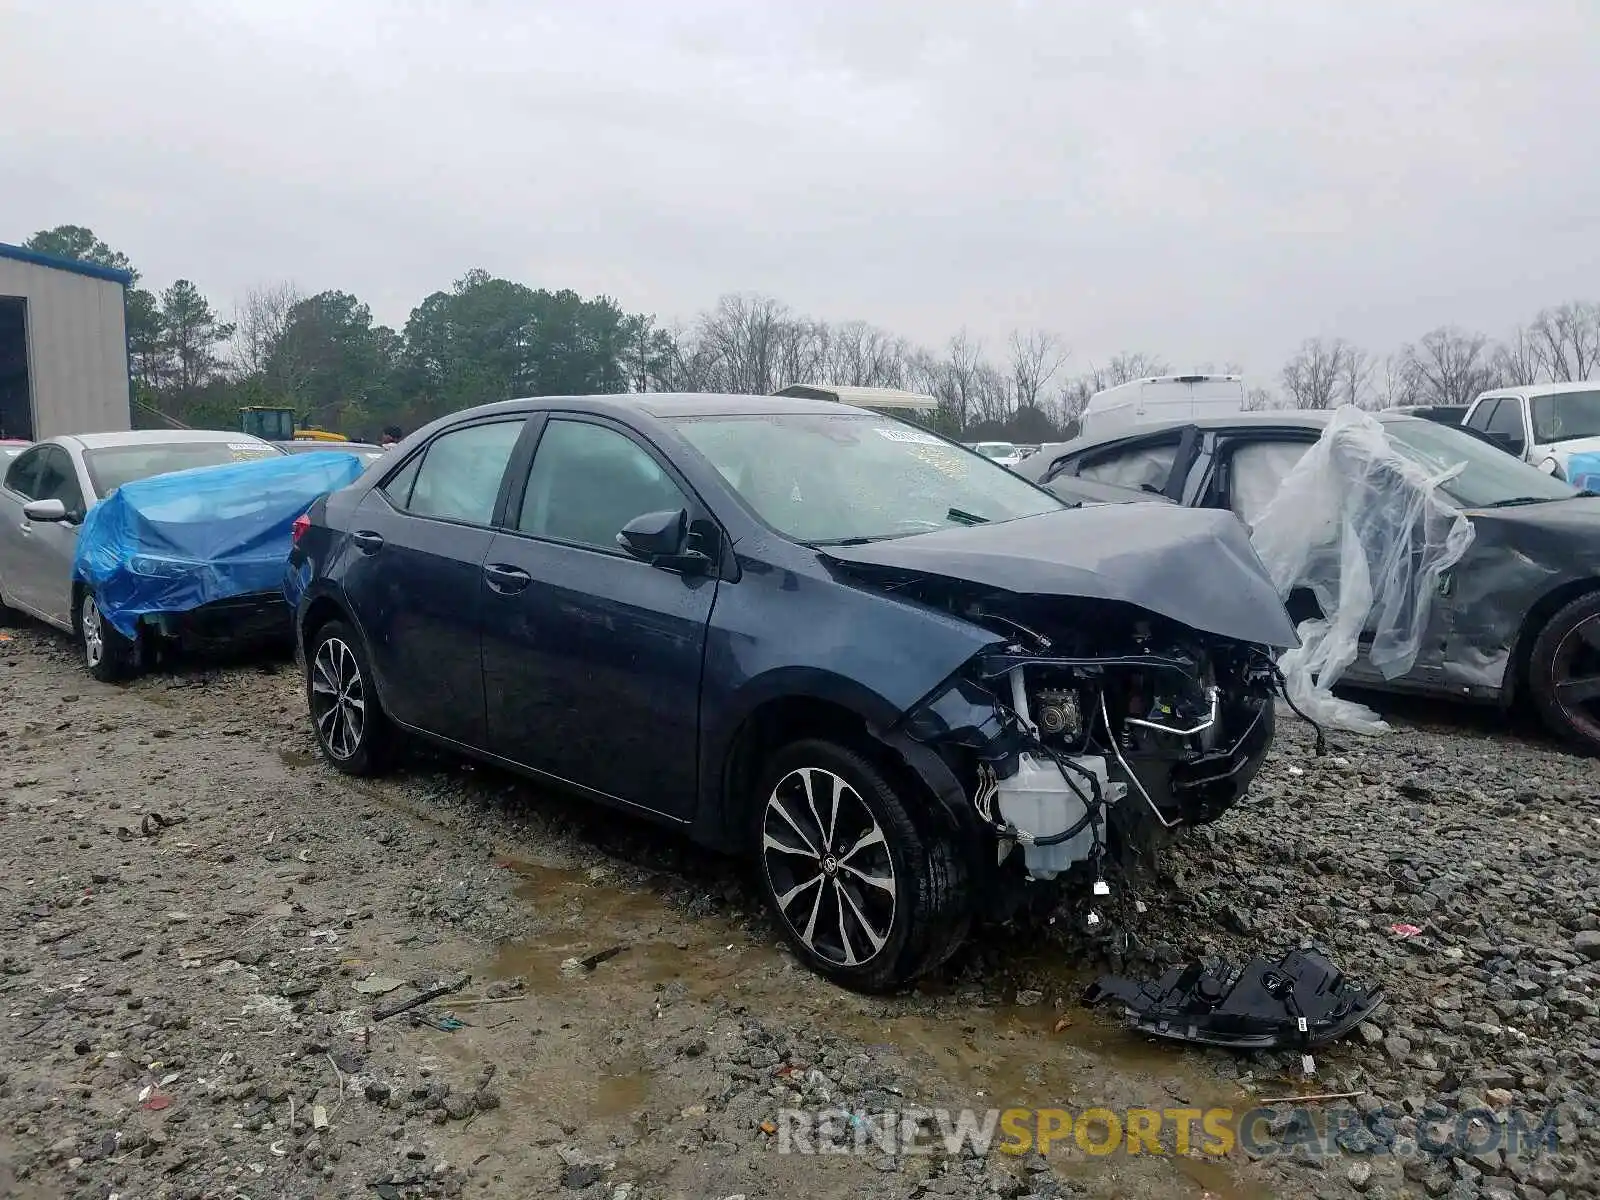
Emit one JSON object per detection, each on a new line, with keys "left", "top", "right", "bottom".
{"left": 306, "top": 619, "right": 395, "bottom": 774}
{"left": 753, "top": 738, "right": 970, "bottom": 993}
{"left": 1528, "top": 592, "right": 1600, "bottom": 754}
{"left": 80, "top": 591, "right": 138, "bottom": 682}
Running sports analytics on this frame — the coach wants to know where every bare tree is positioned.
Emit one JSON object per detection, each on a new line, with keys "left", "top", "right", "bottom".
{"left": 816, "top": 320, "right": 909, "bottom": 388}
{"left": 685, "top": 294, "right": 806, "bottom": 394}
{"left": 1008, "top": 329, "right": 1069, "bottom": 411}
{"left": 231, "top": 281, "right": 302, "bottom": 378}
{"left": 1079, "top": 351, "right": 1170, "bottom": 393}
{"left": 1371, "top": 353, "right": 1421, "bottom": 409}
{"left": 1280, "top": 337, "right": 1353, "bottom": 409}
{"left": 1243, "top": 386, "right": 1276, "bottom": 411}
{"left": 1338, "top": 344, "right": 1375, "bottom": 408}
{"left": 972, "top": 363, "right": 1015, "bottom": 425}
{"left": 935, "top": 331, "right": 986, "bottom": 431}
{"left": 1399, "top": 326, "right": 1500, "bottom": 407}
{"left": 652, "top": 320, "right": 721, "bottom": 392}
{"left": 1490, "top": 326, "right": 1545, "bottom": 388}
{"left": 1530, "top": 302, "right": 1600, "bottom": 382}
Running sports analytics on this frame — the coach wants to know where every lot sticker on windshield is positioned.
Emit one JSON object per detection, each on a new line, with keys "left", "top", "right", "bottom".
{"left": 228, "top": 443, "right": 278, "bottom": 460}
{"left": 874, "top": 427, "right": 944, "bottom": 446}
{"left": 911, "top": 445, "right": 970, "bottom": 479}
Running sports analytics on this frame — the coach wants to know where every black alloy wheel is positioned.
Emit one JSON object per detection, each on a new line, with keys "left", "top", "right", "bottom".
{"left": 753, "top": 738, "right": 970, "bottom": 992}
{"left": 307, "top": 619, "right": 394, "bottom": 774}
{"left": 1529, "top": 592, "right": 1600, "bottom": 753}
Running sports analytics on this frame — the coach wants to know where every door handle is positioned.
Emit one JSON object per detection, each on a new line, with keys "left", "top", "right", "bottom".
{"left": 352, "top": 530, "right": 385, "bottom": 554}
{"left": 483, "top": 563, "right": 532, "bottom": 595}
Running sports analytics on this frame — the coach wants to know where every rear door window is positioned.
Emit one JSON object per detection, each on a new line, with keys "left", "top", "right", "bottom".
{"left": 4, "top": 447, "right": 42, "bottom": 499}
{"left": 396, "top": 420, "right": 524, "bottom": 526}
{"left": 380, "top": 454, "right": 423, "bottom": 510}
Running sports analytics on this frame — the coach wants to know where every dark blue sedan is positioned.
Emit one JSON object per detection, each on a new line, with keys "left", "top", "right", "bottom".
{"left": 286, "top": 394, "right": 1298, "bottom": 991}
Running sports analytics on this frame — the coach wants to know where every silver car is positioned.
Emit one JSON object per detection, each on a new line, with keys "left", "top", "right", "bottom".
{"left": 0, "top": 430, "right": 282, "bottom": 635}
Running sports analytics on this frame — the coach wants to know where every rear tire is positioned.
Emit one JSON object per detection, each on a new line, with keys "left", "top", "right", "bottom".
{"left": 752, "top": 738, "right": 970, "bottom": 993}
{"left": 306, "top": 619, "right": 395, "bottom": 774}
{"left": 1528, "top": 591, "right": 1600, "bottom": 754}
{"left": 80, "top": 590, "right": 138, "bottom": 682}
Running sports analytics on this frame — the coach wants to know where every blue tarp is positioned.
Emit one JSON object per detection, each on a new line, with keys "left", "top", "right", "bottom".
{"left": 73, "top": 451, "right": 364, "bottom": 637}
{"left": 1567, "top": 450, "right": 1600, "bottom": 493}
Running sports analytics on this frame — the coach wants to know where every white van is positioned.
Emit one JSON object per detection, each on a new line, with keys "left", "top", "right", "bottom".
{"left": 1078, "top": 375, "right": 1246, "bottom": 439}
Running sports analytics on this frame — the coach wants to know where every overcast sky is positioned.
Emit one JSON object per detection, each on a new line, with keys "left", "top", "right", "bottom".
{"left": 4, "top": 0, "right": 1599, "bottom": 375}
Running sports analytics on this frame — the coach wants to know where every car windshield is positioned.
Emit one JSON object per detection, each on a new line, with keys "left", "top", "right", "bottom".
{"left": 1383, "top": 418, "right": 1580, "bottom": 508}
{"left": 670, "top": 412, "right": 1063, "bottom": 543}
{"left": 83, "top": 440, "right": 280, "bottom": 496}
{"left": 1530, "top": 390, "right": 1600, "bottom": 444}
{"left": 974, "top": 443, "right": 1014, "bottom": 459}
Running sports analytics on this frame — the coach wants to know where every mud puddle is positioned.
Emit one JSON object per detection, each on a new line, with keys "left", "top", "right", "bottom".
{"left": 479, "top": 860, "right": 1278, "bottom": 1197}
{"left": 487, "top": 858, "right": 782, "bottom": 996}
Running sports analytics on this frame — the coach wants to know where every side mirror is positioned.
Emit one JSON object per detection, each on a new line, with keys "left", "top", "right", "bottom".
{"left": 616, "top": 509, "right": 711, "bottom": 575}
{"left": 23, "top": 498, "right": 70, "bottom": 523}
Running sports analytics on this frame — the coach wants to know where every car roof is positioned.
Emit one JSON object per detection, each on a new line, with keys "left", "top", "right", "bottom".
{"left": 632, "top": 393, "right": 884, "bottom": 418}
{"left": 1069, "top": 408, "right": 1434, "bottom": 444}
{"left": 62, "top": 429, "right": 271, "bottom": 451}
{"left": 452, "top": 392, "right": 905, "bottom": 421}
{"left": 1476, "top": 381, "right": 1600, "bottom": 400}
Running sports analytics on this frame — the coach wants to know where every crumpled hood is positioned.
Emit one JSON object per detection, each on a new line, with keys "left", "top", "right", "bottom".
{"left": 819, "top": 503, "right": 1299, "bottom": 648}
{"left": 1460, "top": 495, "right": 1600, "bottom": 569}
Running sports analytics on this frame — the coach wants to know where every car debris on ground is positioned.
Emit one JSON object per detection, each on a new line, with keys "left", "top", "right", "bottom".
{"left": 1, "top": 626, "right": 1597, "bottom": 1198}
{"left": 1083, "top": 946, "right": 1384, "bottom": 1053}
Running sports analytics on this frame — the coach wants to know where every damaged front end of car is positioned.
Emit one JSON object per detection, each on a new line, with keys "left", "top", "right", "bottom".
{"left": 822, "top": 504, "right": 1306, "bottom": 914}
{"left": 902, "top": 597, "right": 1282, "bottom": 868}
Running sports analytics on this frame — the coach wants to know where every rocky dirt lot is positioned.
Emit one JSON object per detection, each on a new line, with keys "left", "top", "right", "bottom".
{"left": 0, "top": 622, "right": 1596, "bottom": 1200}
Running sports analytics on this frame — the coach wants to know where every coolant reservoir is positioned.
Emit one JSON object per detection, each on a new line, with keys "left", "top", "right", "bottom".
{"left": 996, "top": 753, "right": 1117, "bottom": 880}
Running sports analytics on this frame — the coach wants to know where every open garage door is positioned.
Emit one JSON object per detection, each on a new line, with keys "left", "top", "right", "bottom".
{"left": 0, "top": 297, "right": 32, "bottom": 441}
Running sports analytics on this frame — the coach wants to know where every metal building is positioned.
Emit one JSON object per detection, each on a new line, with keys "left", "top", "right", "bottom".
{"left": 0, "top": 242, "right": 132, "bottom": 441}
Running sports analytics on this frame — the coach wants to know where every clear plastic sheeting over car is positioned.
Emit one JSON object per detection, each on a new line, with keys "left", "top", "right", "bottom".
{"left": 1249, "top": 406, "right": 1475, "bottom": 733}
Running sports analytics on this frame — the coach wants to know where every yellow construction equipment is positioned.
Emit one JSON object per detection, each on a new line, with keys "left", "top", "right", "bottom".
{"left": 240, "top": 406, "right": 349, "bottom": 442}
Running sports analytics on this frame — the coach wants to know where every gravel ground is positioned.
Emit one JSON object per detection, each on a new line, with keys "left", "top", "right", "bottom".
{"left": 0, "top": 621, "right": 1595, "bottom": 1200}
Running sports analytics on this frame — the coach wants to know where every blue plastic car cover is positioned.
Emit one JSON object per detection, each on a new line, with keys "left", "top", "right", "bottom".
{"left": 73, "top": 451, "right": 365, "bottom": 638}
{"left": 1567, "top": 450, "right": 1600, "bottom": 492}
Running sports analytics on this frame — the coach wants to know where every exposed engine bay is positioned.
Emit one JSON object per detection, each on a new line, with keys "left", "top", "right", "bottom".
{"left": 819, "top": 501, "right": 1313, "bottom": 925}
{"left": 898, "top": 586, "right": 1300, "bottom": 901}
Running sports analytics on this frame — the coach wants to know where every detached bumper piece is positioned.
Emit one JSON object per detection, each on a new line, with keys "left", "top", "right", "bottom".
{"left": 1082, "top": 948, "right": 1383, "bottom": 1051}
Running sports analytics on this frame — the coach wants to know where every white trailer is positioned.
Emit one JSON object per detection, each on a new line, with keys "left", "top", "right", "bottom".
{"left": 1079, "top": 374, "right": 1246, "bottom": 439}
{"left": 0, "top": 243, "right": 132, "bottom": 441}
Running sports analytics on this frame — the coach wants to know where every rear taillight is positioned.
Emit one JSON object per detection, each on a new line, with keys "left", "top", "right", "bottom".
{"left": 291, "top": 512, "right": 311, "bottom": 545}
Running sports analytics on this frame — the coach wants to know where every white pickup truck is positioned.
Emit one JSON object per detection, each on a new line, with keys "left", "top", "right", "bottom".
{"left": 1461, "top": 382, "right": 1600, "bottom": 481}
